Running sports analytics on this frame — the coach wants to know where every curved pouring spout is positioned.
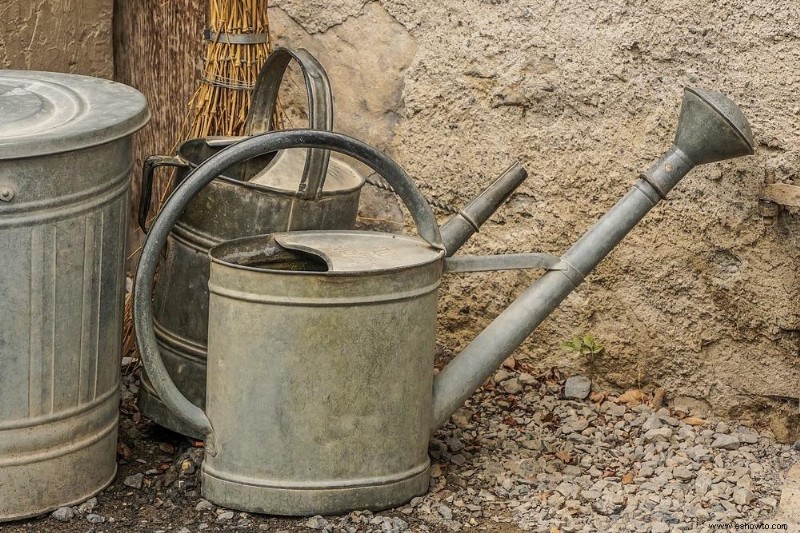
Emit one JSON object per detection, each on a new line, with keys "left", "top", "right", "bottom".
{"left": 440, "top": 162, "right": 528, "bottom": 256}
{"left": 431, "top": 88, "right": 754, "bottom": 430}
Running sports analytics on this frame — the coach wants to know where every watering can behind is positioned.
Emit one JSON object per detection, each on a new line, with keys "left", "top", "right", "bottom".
{"left": 134, "top": 88, "right": 753, "bottom": 515}
{"left": 136, "top": 47, "right": 364, "bottom": 437}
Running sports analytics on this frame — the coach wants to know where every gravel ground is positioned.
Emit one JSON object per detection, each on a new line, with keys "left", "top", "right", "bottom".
{"left": 5, "top": 357, "right": 798, "bottom": 533}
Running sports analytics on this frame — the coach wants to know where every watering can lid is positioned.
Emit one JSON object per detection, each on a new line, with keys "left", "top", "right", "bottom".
{"left": 274, "top": 231, "right": 444, "bottom": 273}
{"left": 247, "top": 148, "right": 365, "bottom": 193}
{"left": 0, "top": 71, "right": 149, "bottom": 160}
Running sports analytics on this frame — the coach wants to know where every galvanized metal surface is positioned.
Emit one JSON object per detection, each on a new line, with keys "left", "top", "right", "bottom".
{"left": 439, "top": 162, "right": 528, "bottom": 256}
{"left": 135, "top": 89, "right": 754, "bottom": 516}
{"left": 443, "top": 253, "right": 565, "bottom": 273}
{"left": 138, "top": 48, "right": 366, "bottom": 438}
{"left": 274, "top": 232, "right": 442, "bottom": 272}
{"left": 0, "top": 71, "right": 148, "bottom": 159}
{"left": 242, "top": 47, "right": 333, "bottom": 199}
{"left": 0, "top": 71, "right": 148, "bottom": 521}
{"left": 204, "top": 234, "right": 442, "bottom": 514}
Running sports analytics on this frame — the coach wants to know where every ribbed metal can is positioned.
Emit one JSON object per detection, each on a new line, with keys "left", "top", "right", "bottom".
{"left": 0, "top": 71, "right": 148, "bottom": 521}
{"left": 202, "top": 232, "right": 444, "bottom": 514}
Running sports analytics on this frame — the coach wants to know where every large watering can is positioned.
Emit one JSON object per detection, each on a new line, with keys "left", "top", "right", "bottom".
{"left": 134, "top": 88, "right": 753, "bottom": 515}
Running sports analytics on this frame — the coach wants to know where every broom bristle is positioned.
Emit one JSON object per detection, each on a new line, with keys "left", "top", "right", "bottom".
{"left": 124, "top": 0, "right": 277, "bottom": 361}
{"left": 189, "top": 0, "right": 276, "bottom": 138}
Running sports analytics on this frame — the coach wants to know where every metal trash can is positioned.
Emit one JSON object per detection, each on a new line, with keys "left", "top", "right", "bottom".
{"left": 0, "top": 71, "right": 149, "bottom": 521}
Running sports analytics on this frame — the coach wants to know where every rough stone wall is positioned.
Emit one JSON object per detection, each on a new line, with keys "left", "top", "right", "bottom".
{"left": 269, "top": 0, "right": 800, "bottom": 430}
{"left": 0, "top": 0, "right": 113, "bottom": 76}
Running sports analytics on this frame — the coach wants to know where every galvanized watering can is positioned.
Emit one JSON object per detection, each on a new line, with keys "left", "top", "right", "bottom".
{"left": 137, "top": 47, "right": 369, "bottom": 437}
{"left": 135, "top": 88, "right": 753, "bottom": 515}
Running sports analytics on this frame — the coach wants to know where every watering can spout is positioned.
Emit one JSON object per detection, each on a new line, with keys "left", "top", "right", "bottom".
{"left": 431, "top": 88, "right": 754, "bottom": 431}
{"left": 440, "top": 162, "right": 528, "bottom": 256}
{"left": 674, "top": 88, "right": 754, "bottom": 164}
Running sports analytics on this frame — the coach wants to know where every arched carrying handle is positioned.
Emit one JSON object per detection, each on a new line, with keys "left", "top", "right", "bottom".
{"left": 244, "top": 46, "right": 333, "bottom": 200}
{"left": 134, "top": 129, "right": 444, "bottom": 441}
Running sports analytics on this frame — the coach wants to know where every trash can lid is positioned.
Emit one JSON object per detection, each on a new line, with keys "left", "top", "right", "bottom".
{"left": 0, "top": 70, "right": 149, "bottom": 160}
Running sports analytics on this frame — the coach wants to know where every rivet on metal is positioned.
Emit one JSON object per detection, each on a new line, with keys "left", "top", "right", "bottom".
{"left": 0, "top": 187, "right": 15, "bottom": 202}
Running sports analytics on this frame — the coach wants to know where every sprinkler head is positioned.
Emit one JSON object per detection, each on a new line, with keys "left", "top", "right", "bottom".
{"left": 674, "top": 88, "right": 754, "bottom": 165}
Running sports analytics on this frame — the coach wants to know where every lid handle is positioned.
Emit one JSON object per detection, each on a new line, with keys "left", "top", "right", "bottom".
{"left": 244, "top": 47, "right": 333, "bottom": 200}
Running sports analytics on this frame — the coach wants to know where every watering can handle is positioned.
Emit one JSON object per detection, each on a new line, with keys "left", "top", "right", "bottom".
{"left": 134, "top": 129, "right": 444, "bottom": 442}
{"left": 138, "top": 155, "right": 188, "bottom": 233}
{"left": 244, "top": 46, "right": 333, "bottom": 200}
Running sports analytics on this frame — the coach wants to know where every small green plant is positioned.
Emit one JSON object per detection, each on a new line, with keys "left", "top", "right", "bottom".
{"left": 562, "top": 334, "right": 604, "bottom": 383}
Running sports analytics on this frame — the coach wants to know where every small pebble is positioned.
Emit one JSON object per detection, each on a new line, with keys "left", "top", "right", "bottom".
{"left": 438, "top": 504, "right": 453, "bottom": 520}
{"left": 732, "top": 488, "right": 754, "bottom": 505}
{"left": 712, "top": 435, "right": 741, "bottom": 450}
{"left": 304, "top": 515, "right": 328, "bottom": 529}
{"left": 124, "top": 472, "right": 144, "bottom": 489}
{"left": 77, "top": 497, "right": 97, "bottom": 514}
{"left": 51, "top": 507, "right": 74, "bottom": 522}
{"left": 564, "top": 376, "right": 591, "bottom": 400}
{"left": 195, "top": 499, "right": 214, "bottom": 512}
{"left": 502, "top": 378, "right": 523, "bottom": 394}
{"left": 494, "top": 369, "right": 512, "bottom": 383}
{"left": 644, "top": 427, "right": 673, "bottom": 442}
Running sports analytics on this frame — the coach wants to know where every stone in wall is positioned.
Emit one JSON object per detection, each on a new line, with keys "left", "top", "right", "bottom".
{"left": 271, "top": 0, "right": 368, "bottom": 34}
{"left": 269, "top": 2, "right": 417, "bottom": 226}
{"left": 269, "top": 2, "right": 417, "bottom": 150}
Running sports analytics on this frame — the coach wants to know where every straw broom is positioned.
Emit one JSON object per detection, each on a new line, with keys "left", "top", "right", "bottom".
{"left": 122, "top": 0, "right": 278, "bottom": 362}
{"left": 188, "top": 0, "right": 278, "bottom": 139}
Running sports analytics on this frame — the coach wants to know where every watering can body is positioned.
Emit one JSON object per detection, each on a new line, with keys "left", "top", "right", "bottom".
{"left": 204, "top": 232, "right": 443, "bottom": 513}
{"left": 137, "top": 47, "right": 366, "bottom": 437}
{"left": 135, "top": 87, "right": 754, "bottom": 515}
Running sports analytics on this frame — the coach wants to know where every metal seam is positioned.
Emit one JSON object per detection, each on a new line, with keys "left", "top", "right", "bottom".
{"left": 634, "top": 180, "right": 662, "bottom": 205}
{"left": 208, "top": 282, "right": 441, "bottom": 307}
{"left": 558, "top": 260, "right": 585, "bottom": 287}
{"left": 153, "top": 320, "right": 208, "bottom": 360}
{"left": 0, "top": 416, "right": 116, "bottom": 467}
{"left": 458, "top": 210, "right": 481, "bottom": 232}
{"left": 0, "top": 386, "right": 118, "bottom": 430}
{"left": 0, "top": 174, "right": 129, "bottom": 228}
{"left": 639, "top": 172, "right": 668, "bottom": 200}
{"left": 202, "top": 460, "right": 430, "bottom": 491}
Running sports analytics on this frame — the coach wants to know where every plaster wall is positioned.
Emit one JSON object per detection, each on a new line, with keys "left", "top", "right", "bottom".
{"left": 268, "top": 0, "right": 800, "bottom": 434}
{"left": 0, "top": 0, "right": 113, "bottom": 77}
